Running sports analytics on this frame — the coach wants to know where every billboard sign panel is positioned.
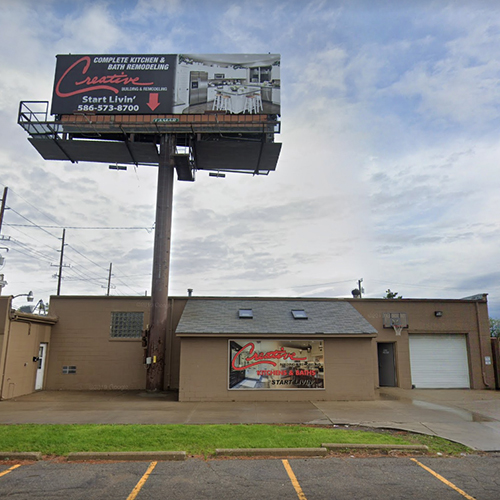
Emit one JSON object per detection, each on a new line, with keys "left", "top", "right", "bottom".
{"left": 51, "top": 54, "right": 280, "bottom": 116}
{"left": 229, "top": 340, "right": 324, "bottom": 390}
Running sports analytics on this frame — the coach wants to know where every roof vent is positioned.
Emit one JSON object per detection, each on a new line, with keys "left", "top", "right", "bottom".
{"left": 238, "top": 309, "right": 253, "bottom": 319}
{"left": 291, "top": 309, "right": 308, "bottom": 319}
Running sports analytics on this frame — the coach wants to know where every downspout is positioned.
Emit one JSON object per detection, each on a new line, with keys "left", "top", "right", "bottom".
{"left": 474, "top": 301, "right": 490, "bottom": 388}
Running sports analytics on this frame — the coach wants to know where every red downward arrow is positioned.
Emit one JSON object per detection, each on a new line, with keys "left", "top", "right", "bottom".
{"left": 147, "top": 93, "right": 160, "bottom": 111}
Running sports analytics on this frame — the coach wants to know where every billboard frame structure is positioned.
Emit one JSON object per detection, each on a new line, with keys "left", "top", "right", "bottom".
{"left": 18, "top": 53, "right": 282, "bottom": 392}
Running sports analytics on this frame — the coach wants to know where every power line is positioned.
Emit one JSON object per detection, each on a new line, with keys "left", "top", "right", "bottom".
{"left": 368, "top": 279, "right": 453, "bottom": 291}
{"left": 6, "top": 218, "right": 117, "bottom": 284}
{"left": 2, "top": 223, "right": 59, "bottom": 254}
{"left": 66, "top": 244, "right": 109, "bottom": 272}
{"left": 0, "top": 183, "right": 62, "bottom": 227}
{"left": 7, "top": 208, "right": 60, "bottom": 240}
{"left": 8, "top": 238, "right": 54, "bottom": 264}
{"left": 2, "top": 193, "right": 151, "bottom": 295}
{"left": 188, "top": 279, "right": 358, "bottom": 293}
{"left": 6, "top": 224, "right": 153, "bottom": 231}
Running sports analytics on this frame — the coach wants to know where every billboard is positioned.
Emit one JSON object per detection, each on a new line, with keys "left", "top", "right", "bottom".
{"left": 229, "top": 340, "right": 324, "bottom": 390}
{"left": 51, "top": 54, "right": 280, "bottom": 116}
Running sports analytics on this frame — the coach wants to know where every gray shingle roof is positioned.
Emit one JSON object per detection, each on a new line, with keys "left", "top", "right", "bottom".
{"left": 175, "top": 299, "right": 377, "bottom": 335}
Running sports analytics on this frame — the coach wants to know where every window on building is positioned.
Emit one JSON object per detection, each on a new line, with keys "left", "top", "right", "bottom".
{"left": 62, "top": 366, "right": 76, "bottom": 374}
{"left": 291, "top": 309, "right": 308, "bottom": 319}
{"left": 110, "top": 312, "right": 144, "bottom": 338}
{"left": 238, "top": 309, "right": 253, "bottom": 319}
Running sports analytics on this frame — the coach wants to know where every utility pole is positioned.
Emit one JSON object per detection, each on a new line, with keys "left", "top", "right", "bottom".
{"left": 0, "top": 187, "right": 8, "bottom": 233}
{"left": 106, "top": 262, "right": 113, "bottom": 296}
{"left": 57, "top": 229, "right": 66, "bottom": 296}
{"left": 358, "top": 278, "right": 364, "bottom": 299}
{"left": 0, "top": 188, "right": 9, "bottom": 296}
{"left": 146, "top": 134, "right": 175, "bottom": 392}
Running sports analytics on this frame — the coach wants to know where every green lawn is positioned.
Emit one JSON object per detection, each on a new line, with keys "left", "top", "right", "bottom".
{"left": 0, "top": 424, "right": 469, "bottom": 456}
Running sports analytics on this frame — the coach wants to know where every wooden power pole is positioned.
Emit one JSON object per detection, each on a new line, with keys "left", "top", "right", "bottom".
{"left": 0, "top": 187, "right": 8, "bottom": 233}
{"left": 57, "top": 229, "right": 66, "bottom": 296}
{"left": 106, "top": 263, "right": 113, "bottom": 296}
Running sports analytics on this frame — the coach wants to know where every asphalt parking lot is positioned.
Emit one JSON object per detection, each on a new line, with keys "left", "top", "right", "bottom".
{"left": 1, "top": 456, "right": 499, "bottom": 500}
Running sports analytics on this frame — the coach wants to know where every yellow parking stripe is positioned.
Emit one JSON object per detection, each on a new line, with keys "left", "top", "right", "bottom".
{"left": 282, "top": 459, "right": 307, "bottom": 500}
{"left": 126, "top": 461, "right": 157, "bottom": 500}
{"left": 411, "top": 458, "right": 476, "bottom": 500}
{"left": 0, "top": 464, "right": 21, "bottom": 478}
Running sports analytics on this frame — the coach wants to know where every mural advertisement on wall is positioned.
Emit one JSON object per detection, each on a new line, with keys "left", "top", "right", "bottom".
{"left": 51, "top": 54, "right": 280, "bottom": 116}
{"left": 229, "top": 340, "right": 324, "bottom": 390}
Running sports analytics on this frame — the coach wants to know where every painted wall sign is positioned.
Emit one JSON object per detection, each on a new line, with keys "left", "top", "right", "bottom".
{"left": 229, "top": 340, "right": 324, "bottom": 390}
{"left": 51, "top": 54, "right": 280, "bottom": 116}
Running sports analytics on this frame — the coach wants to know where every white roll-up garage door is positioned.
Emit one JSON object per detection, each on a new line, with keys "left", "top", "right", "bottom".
{"left": 409, "top": 334, "right": 470, "bottom": 388}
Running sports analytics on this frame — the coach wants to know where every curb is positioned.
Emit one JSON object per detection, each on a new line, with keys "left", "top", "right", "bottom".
{"left": 0, "top": 445, "right": 429, "bottom": 462}
{"left": 67, "top": 451, "right": 186, "bottom": 461}
{"left": 216, "top": 447, "right": 328, "bottom": 457}
{"left": 0, "top": 452, "right": 42, "bottom": 461}
{"left": 322, "top": 443, "right": 429, "bottom": 451}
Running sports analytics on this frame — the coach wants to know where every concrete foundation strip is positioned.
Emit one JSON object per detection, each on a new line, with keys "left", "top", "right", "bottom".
{"left": 0, "top": 452, "right": 42, "bottom": 461}
{"left": 322, "top": 443, "right": 429, "bottom": 451}
{"left": 216, "top": 448, "right": 328, "bottom": 457}
{"left": 0, "top": 445, "right": 427, "bottom": 462}
{"left": 66, "top": 451, "right": 186, "bottom": 461}
{"left": 216, "top": 444, "right": 428, "bottom": 457}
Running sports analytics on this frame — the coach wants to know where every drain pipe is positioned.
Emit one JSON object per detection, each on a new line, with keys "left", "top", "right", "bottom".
{"left": 475, "top": 301, "right": 490, "bottom": 388}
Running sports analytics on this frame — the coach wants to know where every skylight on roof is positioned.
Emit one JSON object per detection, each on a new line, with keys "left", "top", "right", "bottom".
{"left": 239, "top": 308, "right": 253, "bottom": 319}
{"left": 291, "top": 309, "right": 308, "bottom": 319}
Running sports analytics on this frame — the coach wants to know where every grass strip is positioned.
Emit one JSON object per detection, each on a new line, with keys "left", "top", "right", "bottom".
{"left": 0, "top": 424, "right": 469, "bottom": 456}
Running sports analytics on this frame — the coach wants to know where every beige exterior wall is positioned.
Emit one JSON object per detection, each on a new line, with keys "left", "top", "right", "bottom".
{"left": 46, "top": 296, "right": 186, "bottom": 391}
{"left": 347, "top": 298, "right": 495, "bottom": 390}
{"left": 0, "top": 296, "right": 55, "bottom": 399}
{"left": 167, "top": 298, "right": 186, "bottom": 390}
{"left": 178, "top": 336, "right": 375, "bottom": 402}
{"left": 0, "top": 297, "right": 9, "bottom": 376}
{"left": 2, "top": 294, "right": 491, "bottom": 399}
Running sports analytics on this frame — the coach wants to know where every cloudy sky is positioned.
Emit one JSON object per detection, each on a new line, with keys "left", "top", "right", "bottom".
{"left": 1, "top": 0, "right": 500, "bottom": 317}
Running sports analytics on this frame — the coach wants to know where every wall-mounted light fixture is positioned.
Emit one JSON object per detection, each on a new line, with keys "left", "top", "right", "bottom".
{"left": 13, "top": 291, "right": 34, "bottom": 302}
{"left": 434, "top": 311, "right": 443, "bottom": 317}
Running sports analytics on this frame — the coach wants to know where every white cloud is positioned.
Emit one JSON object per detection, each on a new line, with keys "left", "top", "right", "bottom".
{"left": 1, "top": 0, "right": 500, "bottom": 316}
{"left": 387, "top": 10, "right": 500, "bottom": 127}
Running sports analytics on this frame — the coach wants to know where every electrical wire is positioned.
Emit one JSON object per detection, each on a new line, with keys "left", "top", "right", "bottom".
{"left": 7, "top": 208, "right": 60, "bottom": 240}
{"left": 7, "top": 224, "right": 153, "bottom": 231}
{"left": 1, "top": 189, "right": 150, "bottom": 296}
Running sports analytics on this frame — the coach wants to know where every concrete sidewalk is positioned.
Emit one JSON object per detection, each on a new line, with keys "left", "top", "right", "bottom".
{"left": 0, "top": 388, "right": 499, "bottom": 451}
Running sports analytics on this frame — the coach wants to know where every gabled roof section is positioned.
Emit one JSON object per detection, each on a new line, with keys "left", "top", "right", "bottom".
{"left": 175, "top": 299, "right": 378, "bottom": 336}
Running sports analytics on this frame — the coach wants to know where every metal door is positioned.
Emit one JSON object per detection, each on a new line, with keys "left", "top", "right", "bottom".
{"left": 409, "top": 334, "right": 470, "bottom": 388}
{"left": 35, "top": 343, "right": 47, "bottom": 390}
{"left": 378, "top": 342, "right": 396, "bottom": 387}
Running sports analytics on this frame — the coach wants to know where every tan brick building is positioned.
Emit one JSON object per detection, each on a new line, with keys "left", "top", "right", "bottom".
{"left": 0, "top": 294, "right": 495, "bottom": 401}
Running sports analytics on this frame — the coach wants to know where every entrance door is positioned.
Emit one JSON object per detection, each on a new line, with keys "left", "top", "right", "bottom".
{"left": 35, "top": 343, "right": 47, "bottom": 391}
{"left": 378, "top": 343, "right": 396, "bottom": 387}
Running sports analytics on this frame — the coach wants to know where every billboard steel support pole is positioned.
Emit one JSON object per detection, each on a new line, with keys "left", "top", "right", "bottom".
{"left": 147, "top": 134, "right": 175, "bottom": 392}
